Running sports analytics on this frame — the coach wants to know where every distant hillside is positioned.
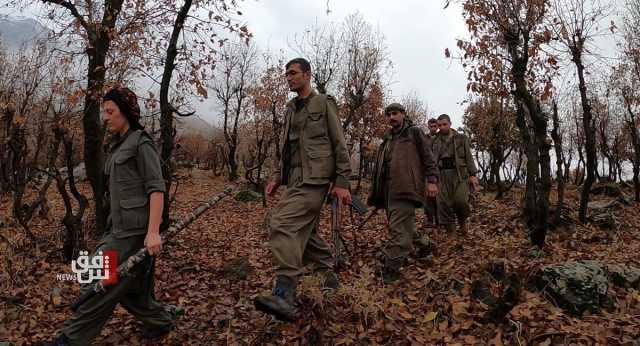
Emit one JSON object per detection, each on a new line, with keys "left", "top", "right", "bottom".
{"left": 175, "top": 116, "right": 217, "bottom": 138}
{"left": 0, "top": 16, "right": 50, "bottom": 50}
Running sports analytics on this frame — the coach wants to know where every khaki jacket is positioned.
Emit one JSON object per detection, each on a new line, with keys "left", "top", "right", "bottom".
{"left": 272, "top": 91, "right": 351, "bottom": 189}
{"left": 105, "top": 129, "right": 166, "bottom": 238}
{"left": 432, "top": 129, "right": 478, "bottom": 180}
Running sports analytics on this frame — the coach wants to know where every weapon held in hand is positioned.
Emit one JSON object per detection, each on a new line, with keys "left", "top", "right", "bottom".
{"left": 71, "top": 186, "right": 234, "bottom": 311}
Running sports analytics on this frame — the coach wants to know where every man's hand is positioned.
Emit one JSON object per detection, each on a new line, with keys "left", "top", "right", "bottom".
{"left": 426, "top": 183, "right": 438, "bottom": 198}
{"left": 469, "top": 176, "right": 480, "bottom": 193}
{"left": 145, "top": 232, "right": 163, "bottom": 256}
{"left": 332, "top": 186, "right": 352, "bottom": 206}
{"left": 265, "top": 180, "right": 281, "bottom": 196}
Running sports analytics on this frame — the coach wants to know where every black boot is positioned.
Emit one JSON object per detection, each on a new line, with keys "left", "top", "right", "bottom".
{"left": 254, "top": 276, "right": 298, "bottom": 322}
{"left": 142, "top": 322, "right": 175, "bottom": 339}
{"left": 39, "top": 334, "right": 70, "bottom": 346}
{"left": 320, "top": 270, "right": 340, "bottom": 291}
{"left": 381, "top": 257, "right": 403, "bottom": 284}
{"left": 413, "top": 237, "right": 434, "bottom": 259}
{"left": 141, "top": 303, "right": 182, "bottom": 339}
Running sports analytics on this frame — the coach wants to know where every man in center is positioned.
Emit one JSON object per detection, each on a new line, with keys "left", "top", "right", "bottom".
{"left": 254, "top": 58, "right": 352, "bottom": 322}
{"left": 368, "top": 103, "right": 439, "bottom": 283}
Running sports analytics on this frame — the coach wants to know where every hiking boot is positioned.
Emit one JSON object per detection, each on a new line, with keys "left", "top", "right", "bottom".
{"left": 413, "top": 237, "right": 434, "bottom": 259}
{"left": 320, "top": 270, "right": 340, "bottom": 291}
{"left": 254, "top": 276, "right": 298, "bottom": 322}
{"left": 380, "top": 257, "right": 404, "bottom": 284}
{"left": 142, "top": 322, "right": 174, "bottom": 339}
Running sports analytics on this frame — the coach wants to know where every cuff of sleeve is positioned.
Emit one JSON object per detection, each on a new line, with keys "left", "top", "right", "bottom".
{"left": 427, "top": 176, "right": 439, "bottom": 184}
{"left": 145, "top": 180, "right": 166, "bottom": 195}
{"left": 333, "top": 175, "right": 351, "bottom": 190}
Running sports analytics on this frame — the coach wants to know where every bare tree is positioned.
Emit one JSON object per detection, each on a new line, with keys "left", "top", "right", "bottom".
{"left": 0, "top": 43, "right": 55, "bottom": 245}
{"left": 613, "top": 61, "right": 640, "bottom": 201}
{"left": 549, "top": 0, "right": 611, "bottom": 222}
{"left": 290, "top": 22, "right": 344, "bottom": 94}
{"left": 613, "top": 0, "right": 640, "bottom": 202}
{"left": 38, "top": 0, "right": 134, "bottom": 233}
{"left": 340, "top": 12, "right": 390, "bottom": 133}
{"left": 211, "top": 40, "right": 258, "bottom": 181}
{"left": 401, "top": 90, "right": 431, "bottom": 125}
{"left": 458, "top": 0, "right": 554, "bottom": 247}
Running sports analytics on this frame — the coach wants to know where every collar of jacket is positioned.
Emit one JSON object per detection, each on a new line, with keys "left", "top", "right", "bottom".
{"left": 384, "top": 119, "right": 414, "bottom": 141}
{"left": 437, "top": 128, "right": 458, "bottom": 140}
{"left": 109, "top": 128, "right": 137, "bottom": 152}
{"left": 287, "top": 89, "right": 318, "bottom": 110}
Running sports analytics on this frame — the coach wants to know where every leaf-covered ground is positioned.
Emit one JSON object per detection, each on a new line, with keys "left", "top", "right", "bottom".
{"left": 1, "top": 169, "right": 640, "bottom": 345}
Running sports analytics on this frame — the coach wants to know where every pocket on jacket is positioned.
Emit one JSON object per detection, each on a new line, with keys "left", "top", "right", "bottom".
{"left": 114, "top": 149, "right": 138, "bottom": 182}
{"left": 119, "top": 197, "right": 149, "bottom": 230}
{"left": 306, "top": 112, "right": 327, "bottom": 138}
{"left": 308, "top": 149, "right": 333, "bottom": 178}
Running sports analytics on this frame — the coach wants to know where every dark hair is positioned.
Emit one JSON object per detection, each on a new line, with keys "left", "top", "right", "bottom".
{"left": 427, "top": 118, "right": 438, "bottom": 125}
{"left": 285, "top": 58, "right": 311, "bottom": 72}
{"left": 103, "top": 87, "right": 144, "bottom": 130}
{"left": 437, "top": 113, "right": 451, "bottom": 123}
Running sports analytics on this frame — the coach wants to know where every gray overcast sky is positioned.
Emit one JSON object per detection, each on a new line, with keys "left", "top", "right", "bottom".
{"left": 2, "top": 0, "right": 471, "bottom": 126}
{"left": 236, "top": 0, "right": 470, "bottom": 126}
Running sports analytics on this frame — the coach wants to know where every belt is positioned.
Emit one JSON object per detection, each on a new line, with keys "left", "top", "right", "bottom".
{"left": 439, "top": 157, "right": 456, "bottom": 170}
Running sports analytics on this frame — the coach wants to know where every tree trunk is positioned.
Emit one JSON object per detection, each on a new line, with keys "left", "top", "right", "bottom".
{"left": 551, "top": 101, "right": 565, "bottom": 227}
{"left": 623, "top": 95, "right": 640, "bottom": 202}
{"left": 490, "top": 149, "right": 505, "bottom": 199}
{"left": 575, "top": 148, "right": 585, "bottom": 185}
{"left": 52, "top": 125, "right": 89, "bottom": 261}
{"left": 508, "top": 38, "right": 551, "bottom": 247}
{"left": 9, "top": 120, "right": 38, "bottom": 244}
{"left": 160, "top": 0, "right": 193, "bottom": 231}
{"left": 573, "top": 54, "right": 596, "bottom": 223}
{"left": 80, "top": 0, "right": 125, "bottom": 235}
{"left": 227, "top": 142, "right": 238, "bottom": 181}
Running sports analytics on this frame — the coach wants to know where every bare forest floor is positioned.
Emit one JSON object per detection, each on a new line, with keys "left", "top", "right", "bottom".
{"left": 1, "top": 169, "right": 640, "bottom": 345}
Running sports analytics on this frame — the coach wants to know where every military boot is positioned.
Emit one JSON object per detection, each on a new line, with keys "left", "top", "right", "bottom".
{"left": 320, "top": 270, "right": 340, "bottom": 291}
{"left": 458, "top": 220, "right": 468, "bottom": 235}
{"left": 142, "top": 322, "right": 174, "bottom": 340}
{"left": 254, "top": 275, "right": 298, "bottom": 322}
{"left": 413, "top": 236, "right": 434, "bottom": 259}
{"left": 380, "top": 257, "right": 404, "bottom": 284}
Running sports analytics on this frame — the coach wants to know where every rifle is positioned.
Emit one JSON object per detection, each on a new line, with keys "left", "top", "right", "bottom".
{"left": 330, "top": 195, "right": 368, "bottom": 270}
{"left": 71, "top": 186, "right": 234, "bottom": 311}
{"left": 331, "top": 197, "right": 349, "bottom": 270}
{"left": 350, "top": 195, "right": 368, "bottom": 215}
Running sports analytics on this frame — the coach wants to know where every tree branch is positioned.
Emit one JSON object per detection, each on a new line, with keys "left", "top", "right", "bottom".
{"left": 42, "top": 0, "right": 91, "bottom": 34}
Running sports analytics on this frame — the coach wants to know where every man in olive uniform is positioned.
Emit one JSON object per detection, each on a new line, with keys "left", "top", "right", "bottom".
{"left": 45, "top": 87, "right": 175, "bottom": 346}
{"left": 254, "top": 58, "right": 352, "bottom": 322}
{"left": 424, "top": 118, "right": 439, "bottom": 228}
{"left": 432, "top": 114, "right": 480, "bottom": 234}
{"left": 368, "top": 103, "right": 439, "bottom": 283}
